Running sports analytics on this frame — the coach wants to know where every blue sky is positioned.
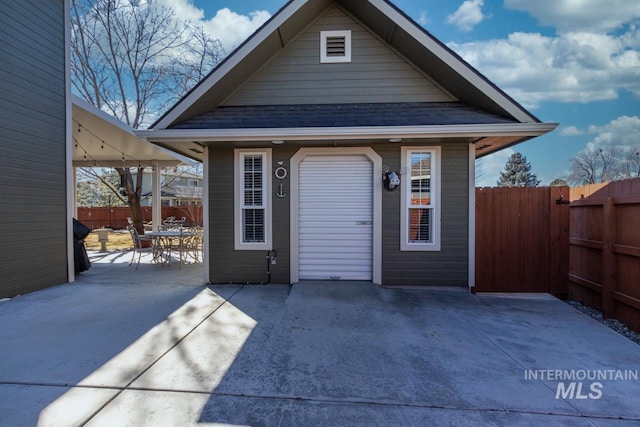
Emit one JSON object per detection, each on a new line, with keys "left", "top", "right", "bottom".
{"left": 170, "top": 0, "right": 640, "bottom": 185}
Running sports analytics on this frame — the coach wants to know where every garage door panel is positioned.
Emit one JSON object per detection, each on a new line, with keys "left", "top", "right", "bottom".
{"left": 299, "top": 155, "right": 372, "bottom": 281}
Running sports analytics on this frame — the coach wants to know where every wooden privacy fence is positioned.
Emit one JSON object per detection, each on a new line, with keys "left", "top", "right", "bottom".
{"left": 569, "top": 179, "right": 640, "bottom": 333}
{"left": 77, "top": 206, "right": 203, "bottom": 230}
{"left": 475, "top": 186, "right": 570, "bottom": 295}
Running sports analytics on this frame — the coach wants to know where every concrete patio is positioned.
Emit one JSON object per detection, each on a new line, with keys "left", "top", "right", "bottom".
{"left": 1, "top": 252, "right": 639, "bottom": 426}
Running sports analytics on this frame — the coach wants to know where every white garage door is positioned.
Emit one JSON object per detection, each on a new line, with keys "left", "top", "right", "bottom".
{"left": 299, "top": 155, "right": 373, "bottom": 280}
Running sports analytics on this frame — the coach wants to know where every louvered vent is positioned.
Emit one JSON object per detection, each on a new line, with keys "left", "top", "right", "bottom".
{"left": 320, "top": 30, "right": 351, "bottom": 63}
{"left": 326, "top": 36, "right": 346, "bottom": 57}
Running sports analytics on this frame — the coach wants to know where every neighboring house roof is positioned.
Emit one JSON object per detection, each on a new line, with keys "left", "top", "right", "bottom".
{"left": 138, "top": 0, "right": 556, "bottom": 159}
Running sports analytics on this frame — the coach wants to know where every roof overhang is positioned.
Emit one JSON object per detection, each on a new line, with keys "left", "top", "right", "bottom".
{"left": 151, "top": 0, "right": 542, "bottom": 131}
{"left": 72, "top": 95, "right": 193, "bottom": 167}
{"left": 137, "top": 122, "right": 557, "bottom": 160}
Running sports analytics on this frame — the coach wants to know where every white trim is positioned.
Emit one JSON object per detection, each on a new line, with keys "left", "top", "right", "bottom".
{"left": 468, "top": 144, "right": 476, "bottom": 289}
{"left": 320, "top": 30, "right": 351, "bottom": 63}
{"left": 203, "top": 146, "right": 210, "bottom": 283}
{"left": 368, "top": 0, "right": 536, "bottom": 124}
{"left": 234, "top": 148, "right": 273, "bottom": 250}
{"left": 65, "top": 0, "right": 75, "bottom": 283}
{"left": 290, "top": 147, "right": 382, "bottom": 285}
{"left": 400, "top": 146, "right": 441, "bottom": 251}
{"left": 153, "top": 0, "right": 308, "bottom": 129}
{"left": 138, "top": 122, "right": 558, "bottom": 143}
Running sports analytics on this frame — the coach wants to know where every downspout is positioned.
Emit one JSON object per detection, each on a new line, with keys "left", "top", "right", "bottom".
{"left": 65, "top": 0, "right": 75, "bottom": 283}
{"left": 203, "top": 146, "right": 210, "bottom": 284}
{"left": 468, "top": 143, "right": 476, "bottom": 291}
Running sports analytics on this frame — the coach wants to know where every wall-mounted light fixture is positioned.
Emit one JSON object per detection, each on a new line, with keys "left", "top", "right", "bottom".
{"left": 389, "top": 138, "right": 402, "bottom": 143}
{"left": 383, "top": 171, "right": 400, "bottom": 191}
{"left": 271, "top": 140, "right": 284, "bottom": 145}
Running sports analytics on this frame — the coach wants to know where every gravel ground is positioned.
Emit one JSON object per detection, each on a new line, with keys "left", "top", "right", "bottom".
{"left": 566, "top": 300, "right": 640, "bottom": 346}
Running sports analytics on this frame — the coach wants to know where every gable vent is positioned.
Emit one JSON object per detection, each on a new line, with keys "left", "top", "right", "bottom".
{"left": 326, "top": 36, "right": 346, "bottom": 56}
{"left": 320, "top": 30, "right": 351, "bottom": 63}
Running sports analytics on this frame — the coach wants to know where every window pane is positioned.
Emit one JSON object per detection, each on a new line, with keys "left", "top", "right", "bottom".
{"left": 408, "top": 208, "right": 431, "bottom": 243}
{"left": 243, "top": 155, "right": 263, "bottom": 206}
{"left": 243, "top": 209, "right": 265, "bottom": 242}
{"left": 410, "top": 152, "right": 431, "bottom": 205}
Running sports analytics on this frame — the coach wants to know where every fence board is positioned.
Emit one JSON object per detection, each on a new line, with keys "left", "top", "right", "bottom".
{"left": 77, "top": 206, "right": 203, "bottom": 230}
{"left": 569, "top": 178, "right": 640, "bottom": 333}
{"left": 475, "top": 186, "right": 569, "bottom": 295}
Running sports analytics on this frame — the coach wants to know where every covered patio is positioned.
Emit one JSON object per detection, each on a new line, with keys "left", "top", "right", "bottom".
{"left": 70, "top": 95, "right": 203, "bottom": 276}
{"left": 71, "top": 95, "right": 193, "bottom": 231}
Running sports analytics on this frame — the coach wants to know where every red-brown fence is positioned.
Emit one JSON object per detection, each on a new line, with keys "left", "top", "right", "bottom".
{"left": 77, "top": 206, "right": 203, "bottom": 230}
{"left": 475, "top": 186, "right": 570, "bottom": 295}
{"left": 568, "top": 179, "right": 640, "bottom": 333}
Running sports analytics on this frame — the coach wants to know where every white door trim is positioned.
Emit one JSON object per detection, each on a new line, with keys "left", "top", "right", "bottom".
{"left": 290, "top": 147, "right": 382, "bottom": 285}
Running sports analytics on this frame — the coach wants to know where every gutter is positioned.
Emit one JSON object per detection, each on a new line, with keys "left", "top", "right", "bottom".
{"left": 136, "top": 122, "right": 558, "bottom": 143}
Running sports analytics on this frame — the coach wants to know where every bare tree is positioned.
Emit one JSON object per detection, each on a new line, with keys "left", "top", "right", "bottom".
{"left": 168, "top": 26, "right": 225, "bottom": 100}
{"left": 568, "top": 147, "right": 621, "bottom": 186}
{"left": 620, "top": 146, "right": 640, "bottom": 179}
{"left": 71, "top": 0, "right": 224, "bottom": 232}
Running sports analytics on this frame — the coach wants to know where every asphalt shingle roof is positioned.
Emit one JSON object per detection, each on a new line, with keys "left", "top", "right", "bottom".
{"left": 169, "top": 102, "right": 516, "bottom": 130}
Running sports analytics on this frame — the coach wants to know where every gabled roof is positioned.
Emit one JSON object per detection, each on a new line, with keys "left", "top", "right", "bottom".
{"left": 140, "top": 0, "right": 556, "bottom": 158}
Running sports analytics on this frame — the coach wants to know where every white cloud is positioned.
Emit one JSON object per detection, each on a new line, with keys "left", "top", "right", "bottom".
{"left": 504, "top": 0, "right": 640, "bottom": 33}
{"left": 585, "top": 115, "right": 640, "bottom": 150}
{"left": 476, "top": 148, "right": 515, "bottom": 187}
{"left": 448, "top": 27, "right": 640, "bottom": 108}
{"left": 203, "top": 8, "right": 271, "bottom": 51}
{"left": 447, "top": 0, "right": 486, "bottom": 33}
{"left": 417, "top": 11, "right": 430, "bottom": 26}
{"left": 560, "top": 126, "right": 584, "bottom": 136}
{"left": 157, "top": 0, "right": 271, "bottom": 52}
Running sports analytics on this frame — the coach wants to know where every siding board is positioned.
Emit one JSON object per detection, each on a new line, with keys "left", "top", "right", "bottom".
{"left": 0, "top": 0, "right": 68, "bottom": 298}
{"left": 207, "top": 142, "right": 469, "bottom": 286}
{"left": 377, "top": 143, "right": 469, "bottom": 286}
{"left": 224, "top": 5, "right": 453, "bottom": 106}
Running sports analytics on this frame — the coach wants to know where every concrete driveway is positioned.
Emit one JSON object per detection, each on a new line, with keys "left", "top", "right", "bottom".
{"left": 1, "top": 256, "right": 639, "bottom": 426}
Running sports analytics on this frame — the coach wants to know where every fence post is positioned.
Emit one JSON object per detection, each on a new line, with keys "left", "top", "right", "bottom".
{"left": 549, "top": 186, "right": 570, "bottom": 297}
{"left": 602, "top": 197, "right": 616, "bottom": 319}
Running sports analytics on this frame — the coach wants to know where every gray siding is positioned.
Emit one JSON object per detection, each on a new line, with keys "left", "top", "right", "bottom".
{"left": 208, "top": 142, "right": 469, "bottom": 286}
{"left": 223, "top": 4, "right": 453, "bottom": 106}
{"left": 208, "top": 146, "right": 293, "bottom": 284}
{"left": 0, "top": 1, "right": 68, "bottom": 297}
{"left": 376, "top": 143, "right": 469, "bottom": 286}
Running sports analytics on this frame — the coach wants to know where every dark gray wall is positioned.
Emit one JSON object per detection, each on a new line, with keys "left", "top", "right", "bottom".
{"left": 208, "top": 145, "right": 293, "bottom": 284}
{"left": 223, "top": 4, "right": 453, "bottom": 106}
{"left": 376, "top": 143, "right": 469, "bottom": 287}
{"left": 0, "top": 1, "right": 69, "bottom": 297}
{"left": 208, "top": 142, "right": 469, "bottom": 286}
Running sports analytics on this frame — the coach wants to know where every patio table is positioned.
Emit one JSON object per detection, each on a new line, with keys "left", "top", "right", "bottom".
{"left": 145, "top": 230, "right": 195, "bottom": 268}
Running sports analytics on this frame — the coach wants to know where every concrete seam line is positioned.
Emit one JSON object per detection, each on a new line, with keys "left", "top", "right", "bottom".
{"left": 79, "top": 285, "right": 245, "bottom": 426}
{"left": 70, "top": 385, "right": 640, "bottom": 422}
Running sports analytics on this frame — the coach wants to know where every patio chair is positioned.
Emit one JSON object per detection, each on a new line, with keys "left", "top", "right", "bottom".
{"left": 182, "top": 227, "right": 203, "bottom": 264}
{"left": 127, "top": 225, "right": 152, "bottom": 268}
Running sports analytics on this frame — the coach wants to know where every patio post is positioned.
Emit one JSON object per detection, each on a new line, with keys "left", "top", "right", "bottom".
{"left": 152, "top": 160, "right": 161, "bottom": 231}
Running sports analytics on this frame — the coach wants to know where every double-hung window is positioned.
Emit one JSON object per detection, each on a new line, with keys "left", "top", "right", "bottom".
{"left": 234, "top": 149, "right": 272, "bottom": 250}
{"left": 400, "top": 146, "right": 441, "bottom": 251}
